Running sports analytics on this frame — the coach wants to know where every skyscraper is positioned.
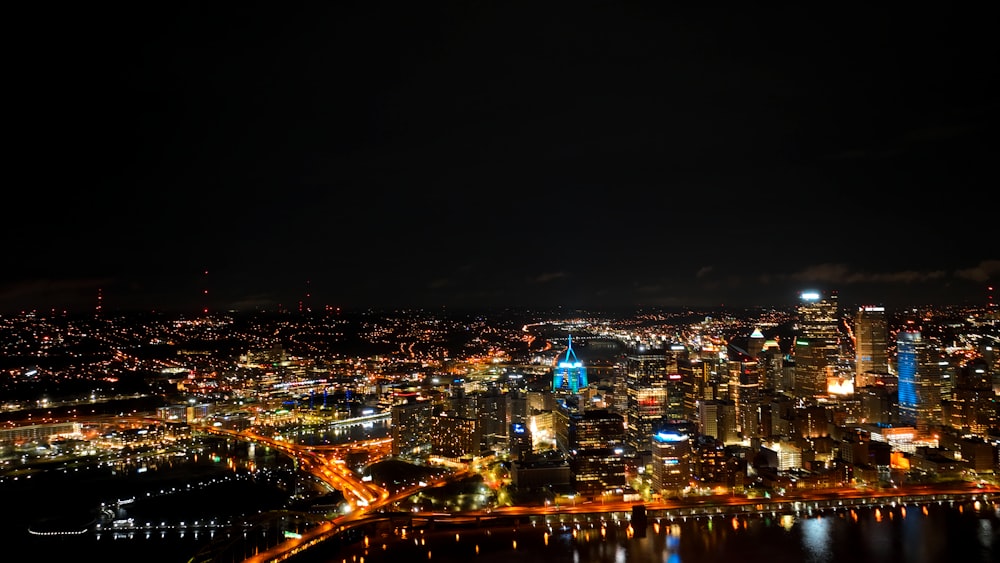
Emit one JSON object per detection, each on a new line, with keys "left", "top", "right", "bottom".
{"left": 553, "top": 334, "right": 588, "bottom": 394}
{"left": 855, "top": 305, "right": 889, "bottom": 388}
{"left": 391, "top": 397, "right": 435, "bottom": 457}
{"left": 650, "top": 425, "right": 692, "bottom": 496}
{"left": 896, "top": 328, "right": 922, "bottom": 428}
{"left": 731, "top": 357, "right": 761, "bottom": 439}
{"left": 625, "top": 342, "right": 688, "bottom": 457}
{"left": 793, "top": 290, "right": 841, "bottom": 399}
{"left": 554, "top": 407, "right": 627, "bottom": 499}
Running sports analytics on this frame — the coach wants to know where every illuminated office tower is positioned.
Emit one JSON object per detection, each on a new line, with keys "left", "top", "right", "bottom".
{"left": 554, "top": 407, "right": 627, "bottom": 498}
{"left": 748, "top": 327, "right": 766, "bottom": 359}
{"left": 759, "top": 338, "right": 785, "bottom": 393}
{"left": 461, "top": 388, "right": 507, "bottom": 449}
{"left": 650, "top": 426, "right": 692, "bottom": 496}
{"left": 855, "top": 305, "right": 889, "bottom": 388}
{"left": 896, "top": 323, "right": 945, "bottom": 435}
{"left": 505, "top": 388, "right": 530, "bottom": 429}
{"left": 732, "top": 358, "right": 761, "bottom": 439}
{"left": 793, "top": 290, "right": 841, "bottom": 399}
{"left": 625, "top": 342, "right": 688, "bottom": 456}
{"left": 896, "top": 328, "right": 922, "bottom": 428}
{"left": 391, "top": 397, "right": 435, "bottom": 457}
{"left": 553, "top": 334, "right": 588, "bottom": 394}
{"left": 944, "top": 357, "right": 997, "bottom": 434}
{"left": 698, "top": 399, "right": 720, "bottom": 439}
{"left": 509, "top": 422, "right": 533, "bottom": 461}
{"left": 681, "top": 357, "right": 712, "bottom": 423}
{"left": 431, "top": 411, "right": 481, "bottom": 458}
{"left": 663, "top": 344, "right": 688, "bottom": 422}
{"left": 918, "top": 348, "right": 946, "bottom": 434}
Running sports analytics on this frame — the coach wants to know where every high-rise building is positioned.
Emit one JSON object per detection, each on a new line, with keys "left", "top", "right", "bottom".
{"left": 759, "top": 338, "right": 785, "bottom": 393}
{"left": 891, "top": 316, "right": 946, "bottom": 436}
{"left": 731, "top": 358, "right": 761, "bottom": 439}
{"left": 509, "top": 422, "right": 533, "bottom": 461}
{"left": 943, "top": 357, "right": 996, "bottom": 435}
{"left": 698, "top": 399, "right": 721, "bottom": 440}
{"left": 625, "top": 342, "right": 688, "bottom": 456}
{"left": 391, "top": 398, "right": 435, "bottom": 457}
{"left": 855, "top": 305, "right": 889, "bottom": 388}
{"left": 553, "top": 334, "right": 588, "bottom": 394}
{"left": 553, "top": 407, "right": 626, "bottom": 499}
{"left": 650, "top": 425, "right": 692, "bottom": 495}
{"left": 680, "top": 357, "right": 712, "bottom": 424}
{"left": 456, "top": 388, "right": 506, "bottom": 450}
{"left": 896, "top": 328, "right": 921, "bottom": 428}
{"left": 505, "top": 388, "right": 530, "bottom": 429}
{"left": 431, "top": 412, "right": 481, "bottom": 458}
{"left": 793, "top": 290, "right": 841, "bottom": 398}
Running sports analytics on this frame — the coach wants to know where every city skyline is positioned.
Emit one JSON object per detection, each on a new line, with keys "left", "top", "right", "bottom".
{"left": 6, "top": 3, "right": 998, "bottom": 315}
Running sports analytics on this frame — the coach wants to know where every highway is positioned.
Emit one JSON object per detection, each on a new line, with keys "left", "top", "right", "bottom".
{"left": 193, "top": 424, "right": 390, "bottom": 509}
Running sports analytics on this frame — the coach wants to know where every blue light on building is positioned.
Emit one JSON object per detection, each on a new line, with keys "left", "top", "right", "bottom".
{"left": 653, "top": 431, "right": 688, "bottom": 443}
{"left": 897, "top": 329, "right": 920, "bottom": 425}
{"left": 553, "top": 334, "right": 588, "bottom": 393}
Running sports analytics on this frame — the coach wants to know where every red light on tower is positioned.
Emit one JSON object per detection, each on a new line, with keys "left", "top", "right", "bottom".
{"left": 202, "top": 269, "right": 210, "bottom": 316}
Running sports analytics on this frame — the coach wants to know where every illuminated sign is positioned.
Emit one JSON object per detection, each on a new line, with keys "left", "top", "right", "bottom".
{"left": 654, "top": 431, "right": 688, "bottom": 443}
{"left": 800, "top": 291, "right": 820, "bottom": 301}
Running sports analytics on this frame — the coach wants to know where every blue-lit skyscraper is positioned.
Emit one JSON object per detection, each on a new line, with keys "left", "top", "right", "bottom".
{"left": 897, "top": 329, "right": 920, "bottom": 426}
{"left": 553, "top": 334, "right": 588, "bottom": 394}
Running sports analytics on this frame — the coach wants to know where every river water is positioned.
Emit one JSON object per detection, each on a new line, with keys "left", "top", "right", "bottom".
{"left": 299, "top": 501, "right": 999, "bottom": 563}
{"left": 1, "top": 418, "right": 392, "bottom": 562}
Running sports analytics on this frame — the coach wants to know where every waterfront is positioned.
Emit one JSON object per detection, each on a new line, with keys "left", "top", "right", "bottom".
{"left": 0, "top": 419, "right": 393, "bottom": 562}
{"left": 296, "top": 501, "right": 1000, "bottom": 563}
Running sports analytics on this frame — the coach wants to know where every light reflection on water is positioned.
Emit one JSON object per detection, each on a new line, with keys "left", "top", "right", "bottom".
{"left": 307, "top": 502, "right": 998, "bottom": 563}
{"left": 292, "top": 418, "right": 391, "bottom": 445}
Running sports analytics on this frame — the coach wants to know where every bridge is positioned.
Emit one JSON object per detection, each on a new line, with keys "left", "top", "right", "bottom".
{"left": 332, "top": 412, "right": 389, "bottom": 426}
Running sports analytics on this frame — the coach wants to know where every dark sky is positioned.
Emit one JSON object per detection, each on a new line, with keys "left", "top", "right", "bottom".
{"left": 6, "top": 2, "right": 999, "bottom": 315}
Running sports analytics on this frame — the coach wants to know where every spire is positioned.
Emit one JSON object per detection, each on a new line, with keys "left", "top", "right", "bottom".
{"left": 553, "top": 333, "right": 587, "bottom": 394}
{"left": 563, "top": 333, "right": 580, "bottom": 363}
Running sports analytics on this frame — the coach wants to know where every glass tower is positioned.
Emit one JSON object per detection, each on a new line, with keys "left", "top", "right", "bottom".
{"left": 855, "top": 305, "right": 889, "bottom": 388}
{"left": 896, "top": 329, "right": 920, "bottom": 426}
{"left": 553, "top": 334, "right": 588, "bottom": 394}
{"left": 793, "top": 289, "right": 841, "bottom": 398}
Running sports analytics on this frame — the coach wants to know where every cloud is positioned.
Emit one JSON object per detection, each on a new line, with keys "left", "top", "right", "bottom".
{"left": 427, "top": 278, "right": 452, "bottom": 289}
{"left": 696, "top": 266, "right": 714, "bottom": 278}
{"left": 533, "top": 272, "right": 568, "bottom": 284}
{"left": 787, "top": 264, "right": 947, "bottom": 284}
{"left": 955, "top": 259, "right": 1000, "bottom": 283}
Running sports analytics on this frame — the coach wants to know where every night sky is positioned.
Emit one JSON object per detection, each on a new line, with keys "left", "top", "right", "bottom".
{"left": 6, "top": 2, "right": 998, "bottom": 315}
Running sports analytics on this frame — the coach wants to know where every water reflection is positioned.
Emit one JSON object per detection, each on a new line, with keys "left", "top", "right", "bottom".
{"left": 800, "top": 517, "right": 832, "bottom": 563}
{"left": 308, "top": 502, "right": 998, "bottom": 563}
{"left": 289, "top": 418, "right": 391, "bottom": 445}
